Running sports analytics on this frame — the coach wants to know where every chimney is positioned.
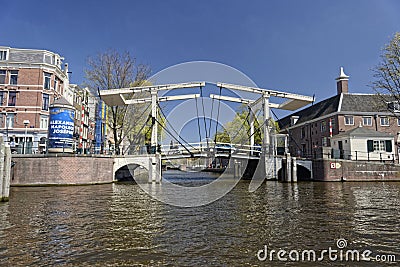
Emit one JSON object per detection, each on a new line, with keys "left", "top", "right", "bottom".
{"left": 336, "top": 67, "right": 349, "bottom": 95}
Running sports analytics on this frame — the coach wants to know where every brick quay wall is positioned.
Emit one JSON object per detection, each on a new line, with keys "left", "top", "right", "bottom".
{"left": 11, "top": 155, "right": 115, "bottom": 186}
{"left": 313, "top": 158, "right": 400, "bottom": 181}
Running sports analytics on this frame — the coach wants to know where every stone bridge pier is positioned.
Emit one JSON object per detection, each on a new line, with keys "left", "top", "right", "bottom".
{"left": 113, "top": 155, "right": 162, "bottom": 183}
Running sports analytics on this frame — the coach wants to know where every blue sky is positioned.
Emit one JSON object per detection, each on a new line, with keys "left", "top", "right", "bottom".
{"left": 1, "top": 0, "right": 400, "bottom": 104}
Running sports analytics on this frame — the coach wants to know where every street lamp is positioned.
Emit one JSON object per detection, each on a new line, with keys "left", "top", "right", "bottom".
{"left": 23, "top": 120, "right": 30, "bottom": 154}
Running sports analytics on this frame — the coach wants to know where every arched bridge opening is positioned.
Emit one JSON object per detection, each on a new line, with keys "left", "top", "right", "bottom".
{"left": 115, "top": 164, "right": 140, "bottom": 182}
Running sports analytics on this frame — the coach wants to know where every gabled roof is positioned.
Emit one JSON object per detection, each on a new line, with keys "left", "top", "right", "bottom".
{"left": 340, "top": 94, "right": 388, "bottom": 112}
{"left": 332, "top": 126, "right": 393, "bottom": 139}
{"left": 278, "top": 94, "right": 341, "bottom": 130}
{"left": 278, "top": 93, "right": 393, "bottom": 131}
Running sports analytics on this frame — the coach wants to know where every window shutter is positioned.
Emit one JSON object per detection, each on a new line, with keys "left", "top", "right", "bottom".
{"left": 385, "top": 140, "right": 392, "bottom": 152}
{"left": 367, "top": 140, "right": 374, "bottom": 152}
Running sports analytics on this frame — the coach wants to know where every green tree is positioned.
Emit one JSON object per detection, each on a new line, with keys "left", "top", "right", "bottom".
{"left": 85, "top": 50, "right": 150, "bottom": 154}
{"left": 372, "top": 32, "right": 400, "bottom": 103}
{"left": 214, "top": 104, "right": 263, "bottom": 144}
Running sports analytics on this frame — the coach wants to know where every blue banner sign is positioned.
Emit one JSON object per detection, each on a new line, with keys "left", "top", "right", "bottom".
{"left": 48, "top": 107, "right": 75, "bottom": 152}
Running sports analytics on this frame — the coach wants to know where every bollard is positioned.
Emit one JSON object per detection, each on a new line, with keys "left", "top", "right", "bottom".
{"left": 292, "top": 157, "right": 297, "bottom": 183}
{"left": 2, "top": 145, "right": 11, "bottom": 201}
{"left": 0, "top": 139, "right": 5, "bottom": 201}
{"left": 0, "top": 137, "right": 11, "bottom": 202}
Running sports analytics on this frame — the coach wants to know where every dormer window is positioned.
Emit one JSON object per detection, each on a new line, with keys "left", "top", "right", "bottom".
{"left": 387, "top": 101, "right": 400, "bottom": 112}
{"left": 0, "top": 50, "right": 8, "bottom": 60}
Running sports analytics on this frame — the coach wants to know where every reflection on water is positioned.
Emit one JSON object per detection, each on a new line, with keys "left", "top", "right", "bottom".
{"left": 0, "top": 175, "right": 399, "bottom": 266}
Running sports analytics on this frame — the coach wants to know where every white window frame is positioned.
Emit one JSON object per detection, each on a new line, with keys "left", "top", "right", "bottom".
{"left": 42, "top": 93, "right": 50, "bottom": 111}
{"left": 54, "top": 78, "right": 58, "bottom": 92}
{"left": 44, "top": 72, "right": 51, "bottom": 90}
{"left": 0, "top": 70, "right": 6, "bottom": 84}
{"left": 8, "top": 91, "right": 16, "bottom": 106}
{"left": 0, "top": 50, "right": 9, "bottom": 61}
{"left": 373, "top": 140, "right": 386, "bottom": 152}
{"left": 5, "top": 113, "right": 14, "bottom": 128}
{"left": 388, "top": 101, "right": 400, "bottom": 112}
{"left": 9, "top": 70, "right": 18, "bottom": 85}
{"left": 380, "top": 117, "right": 389, "bottom": 127}
{"left": 344, "top": 115, "right": 354, "bottom": 125}
{"left": 40, "top": 116, "right": 49, "bottom": 129}
{"left": 363, "top": 116, "right": 372, "bottom": 126}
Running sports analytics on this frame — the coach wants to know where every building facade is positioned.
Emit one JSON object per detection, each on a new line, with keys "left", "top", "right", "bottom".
{"left": 0, "top": 46, "right": 70, "bottom": 153}
{"left": 71, "top": 85, "right": 97, "bottom": 153}
{"left": 330, "top": 127, "right": 395, "bottom": 161}
{"left": 278, "top": 67, "right": 400, "bottom": 161}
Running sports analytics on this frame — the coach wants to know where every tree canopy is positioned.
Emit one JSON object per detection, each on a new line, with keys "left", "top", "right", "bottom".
{"left": 85, "top": 50, "right": 151, "bottom": 154}
{"left": 214, "top": 104, "right": 263, "bottom": 145}
{"left": 372, "top": 32, "right": 400, "bottom": 103}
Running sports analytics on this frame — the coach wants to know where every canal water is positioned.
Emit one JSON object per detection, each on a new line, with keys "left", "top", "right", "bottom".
{"left": 0, "top": 172, "right": 399, "bottom": 266}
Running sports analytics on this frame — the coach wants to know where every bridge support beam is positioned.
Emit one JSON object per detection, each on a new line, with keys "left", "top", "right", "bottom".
{"left": 262, "top": 95, "right": 270, "bottom": 152}
{"left": 292, "top": 157, "right": 297, "bottom": 182}
{"left": 148, "top": 155, "right": 162, "bottom": 183}
{"left": 281, "top": 153, "right": 291, "bottom": 182}
{"left": 151, "top": 89, "right": 158, "bottom": 150}
{"left": 234, "top": 160, "right": 242, "bottom": 179}
{"left": 262, "top": 95, "right": 271, "bottom": 180}
{"left": 280, "top": 153, "right": 298, "bottom": 183}
{"left": 249, "top": 108, "right": 255, "bottom": 150}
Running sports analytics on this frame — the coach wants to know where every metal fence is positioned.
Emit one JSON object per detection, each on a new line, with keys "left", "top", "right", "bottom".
{"left": 6, "top": 140, "right": 110, "bottom": 155}
{"left": 303, "top": 147, "right": 397, "bottom": 163}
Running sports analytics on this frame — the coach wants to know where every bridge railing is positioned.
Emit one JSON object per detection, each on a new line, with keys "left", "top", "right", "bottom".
{"left": 160, "top": 141, "right": 263, "bottom": 158}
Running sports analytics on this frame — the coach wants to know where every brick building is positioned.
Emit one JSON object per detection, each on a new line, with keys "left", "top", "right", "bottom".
{"left": 72, "top": 85, "right": 96, "bottom": 153}
{"left": 278, "top": 67, "right": 400, "bottom": 160}
{"left": 0, "top": 46, "right": 72, "bottom": 153}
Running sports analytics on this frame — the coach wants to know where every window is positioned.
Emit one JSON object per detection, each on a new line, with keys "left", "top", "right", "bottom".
{"left": 388, "top": 101, "right": 400, "bottom": 112}
{"left": 0, "top": 70, "right": 5, "bottom": 84}
{"left": 367, "top": 140, "right": 392, "bottom": 152}
{"left": 398, "top": 118, "right": 400, "bottom": 126}
{"left": 322, "top": 137, "right": 328, "bottom": 147}
{"left": 363, "top": 116, "right": 372, "bottom": 126}
{"left": 42, "top": 93, "right": 50, "bottom": 110}
{"left": 301, "top": 127, "right": 305, "bottom": 139}
{"left": 0, "top": 50, "right": 7, "bottom": 60}
{"left": 320, "top": 121, "right": 326, "bottom": 132}
{"left": 40, "top": 116, "right": 49, "bottom": 129}
{"left": 54, "top": 78, "right": 58, "bottom": 92}
{"left": 380, "top": 117, "right": 389, "bottom": 126}
{"left": 344, "top": 116, "right": 354, "bottom": 125}
{"left": 44, "top": 72, "right": 51, "bottom": 89}
{"left": 8, "top": 91, "right": 16, "bottom": 106}
{"left": 6, "top": 113, "right": 14, "bottom": 128}
{"left": 0, "top": 91, "right": 4, "bottom": 106}
{"left": 301, "top": 144, "right": 306, "bottom": 156}
{"left": 330, "top": 117, "right": 336, "bottom": 131}
{"left": 9, "top": 70, "right": 18, "bottom": 85}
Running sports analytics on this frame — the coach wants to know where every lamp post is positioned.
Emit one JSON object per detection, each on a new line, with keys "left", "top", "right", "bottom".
{"left": 23, "top": 120, "right": 30, "bottom": 154}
